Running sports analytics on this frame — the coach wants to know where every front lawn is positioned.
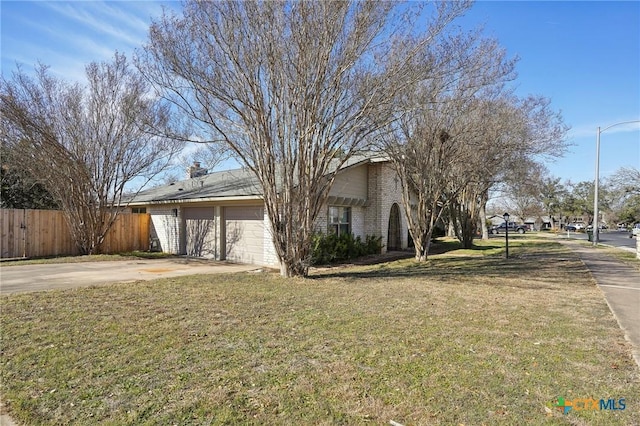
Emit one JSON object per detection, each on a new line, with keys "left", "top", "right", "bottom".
{"left": 1, "top": 238, "right": 638, "bottom": 425}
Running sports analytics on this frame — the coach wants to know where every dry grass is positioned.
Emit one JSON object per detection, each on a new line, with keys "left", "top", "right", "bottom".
{"left": 534, "top": 231, "right": 640, "bottom": 272}
{"left": 1, "top": 237, "right": 639, "bottom": 425}
{"left": 593, "top": 243, "right": 640, "bottom": 273}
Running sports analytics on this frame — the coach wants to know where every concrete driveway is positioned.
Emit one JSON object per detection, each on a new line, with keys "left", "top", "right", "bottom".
{"left": 0, "top": 259, "right": 260, "bottom": 295}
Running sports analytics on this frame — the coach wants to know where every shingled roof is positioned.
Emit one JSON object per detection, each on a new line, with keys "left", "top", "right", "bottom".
{"left": 125, "top": 153, "right": 387, "bottom": 206}
{"left": 126, "top": 168, "right": 261, "bottom": 205}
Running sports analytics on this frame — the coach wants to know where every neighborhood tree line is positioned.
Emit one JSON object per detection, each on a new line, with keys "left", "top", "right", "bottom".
{"left": 0, "top": 0, "right": 581, "bottom": 276}
{"left": 494, "top": 166, "right": 640, "bottom": 230}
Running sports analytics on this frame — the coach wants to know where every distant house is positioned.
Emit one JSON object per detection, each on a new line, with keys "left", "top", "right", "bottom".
{"left": 488, "top": 215, "right": 556, "bottom": 231}
{"left": 487, "top": 215, "right": 506, "bottom": 227}
{"left": 125, "top": 155, "right": 409, "bottom": 267}
{"left": 524, "top": 216, "right": 555, "bottom": 231}
{"left": 487, "top": 215, "right": 525, "bottom": 227}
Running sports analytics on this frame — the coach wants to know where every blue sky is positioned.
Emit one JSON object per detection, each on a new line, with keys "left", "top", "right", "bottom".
{"left": 2, "top": 1, "right": 639, "bottom": 185}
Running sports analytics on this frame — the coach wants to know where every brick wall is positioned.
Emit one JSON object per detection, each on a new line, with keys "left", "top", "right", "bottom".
{"left": 365, "top": 162, "right": 407, "bottom": 252}
{"left": 364, "top": 164, "right": 381, "bottom": 238}
{"left": 351, "top": 206, "right": 365, "bottom": 239}
{"left": 314, "top": 207, "right": 328, "bottom": 234}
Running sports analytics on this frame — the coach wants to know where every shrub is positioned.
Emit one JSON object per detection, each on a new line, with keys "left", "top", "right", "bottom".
{"left": 311, "top": 233, "right": 383, "bottom": 265}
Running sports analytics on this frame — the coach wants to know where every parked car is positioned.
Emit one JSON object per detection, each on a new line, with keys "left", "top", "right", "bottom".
{"left": 565, "top": 224, "right": 577, "bottom": 232}
{"left": 586, "top": 224, "right": 608, "bottom": 231}
{"left": 490, "top": 222, "right": 527, "bottom": 234}
{"left": 631, "top": 223, "right": 640, "bottom": 238}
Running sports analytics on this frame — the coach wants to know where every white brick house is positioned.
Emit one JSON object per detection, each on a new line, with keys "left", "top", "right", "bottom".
{"left": 127, "top": 155, "right": 408, "bottom": 267}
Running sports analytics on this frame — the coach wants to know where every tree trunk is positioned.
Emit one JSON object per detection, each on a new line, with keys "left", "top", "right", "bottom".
{"left": 480, "top": 203, "right": 489, "bottom": 240}
{"left": 447, "top": 215, "right": 456, "bottom": 237}
{"left": 413, "top": 230, "right": 432, "bottom": 261}
{"left": 458, "top": 207, "right": 475, "bottom": 249}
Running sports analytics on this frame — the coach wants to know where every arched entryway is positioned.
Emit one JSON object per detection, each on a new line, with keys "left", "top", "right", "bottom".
{"left": 387, "top": 203, "right": 401, "bottom": 251}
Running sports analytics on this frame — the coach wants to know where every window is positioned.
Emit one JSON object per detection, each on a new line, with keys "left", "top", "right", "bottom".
{"left": 131, "top": 207, "right": 147, "bottom": 214}
{"left": 329, "top": 206, "right": 350, "bottom": 236}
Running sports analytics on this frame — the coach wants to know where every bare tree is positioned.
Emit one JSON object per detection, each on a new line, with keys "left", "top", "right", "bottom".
{"left": 178, "top": 144, "right": 230, "bottom": 175}
{"left": 604, "top": 167, "right": 640, "bottom": 225}
{"left": 383, "top": 31, "right": 520, "bottom": 260}
{"left": 448, "top": 93, "right": 569, "bottom": 245}
{"left": 156, "top": 143, "right": 231, "bottom": 186}
{"left": 502, "top": 160, "right": 548, "bottom": 226}
{"left": 137, "top": 0, "right": 472, "bottom": 276}
{"left": 0, "top": 53, "right": 183, "bottom": 254}
{"left": 447, "top": 97, "right": 523, "bottom": 246}
{"left": 388, "top": 125, "right": 472, "bottom": 260}
{"left": 607, "top": 167, "right": 640, "bottom": 196}
{"left": 537, "top": 176, "right": 566, "bottom": 230}
{"left": 0, "top": 140, "right": 59, "bottom": 209}
{"left": 385, "top": 33, "right": 569, "bottom": 256}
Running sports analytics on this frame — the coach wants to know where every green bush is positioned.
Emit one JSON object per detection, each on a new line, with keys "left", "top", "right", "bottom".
{"left": 311, "top": 233, "right": 383, "bottom": 265}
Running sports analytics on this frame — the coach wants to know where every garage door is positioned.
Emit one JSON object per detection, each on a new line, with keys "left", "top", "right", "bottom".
{"left": 183, "top": 207, "right": 216, "bottom": 258}
{"left": 225, "top": 206, "right": 264, "bottom": 265}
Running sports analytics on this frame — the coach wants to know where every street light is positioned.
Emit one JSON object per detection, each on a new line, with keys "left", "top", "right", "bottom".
{"left": 503, "top": 212, "right": 510, "bottom": 259}
{"left": 593, "top": 120, "right": 640, "bottom": 245}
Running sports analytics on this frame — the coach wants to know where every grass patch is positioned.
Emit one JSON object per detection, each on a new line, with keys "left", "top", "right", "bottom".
{"left": 593, "top": 244, "right": 640, "bottom": 273}
{"left": 0, "top": 251, "right": 176, "bottom": 267}
{"left": 430, "top": 237, "right": 504, "bottom": 257}
{"left": 524, "top": 232, "right": 640, "bottom": 272}
{"left": 1, "top": 238, "right": 639, "bottom": 425}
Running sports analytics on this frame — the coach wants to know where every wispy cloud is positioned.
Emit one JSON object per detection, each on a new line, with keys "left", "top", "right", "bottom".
{"left": 42, "top": 1, "right": 154, "bottom": 49}
{"left": 569, "top": 120, "right": 640, "bottom": 139}
{"left": 2, "top": 1, "right": 167, "bottom": 81}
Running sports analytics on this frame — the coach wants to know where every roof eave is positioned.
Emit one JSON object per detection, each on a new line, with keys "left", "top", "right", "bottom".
{"left": 125, "top": 194, "right": 263, "bottom": 206}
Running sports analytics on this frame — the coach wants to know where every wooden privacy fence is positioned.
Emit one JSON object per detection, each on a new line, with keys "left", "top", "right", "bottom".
{"left": 0, "top": 209, "right": 150, "bottom": 258}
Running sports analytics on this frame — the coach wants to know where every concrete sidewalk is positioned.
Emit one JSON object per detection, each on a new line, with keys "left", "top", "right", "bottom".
{"left": 560, "top": 240, "right": 640, "bottom": 367}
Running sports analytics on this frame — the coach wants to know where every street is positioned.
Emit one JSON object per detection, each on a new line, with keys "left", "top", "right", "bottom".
{"left": 597, "top": 230, "right": 638, "bottom": 249}
{"left": 565, "top": 229, "right": 637, "bottom": 251}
